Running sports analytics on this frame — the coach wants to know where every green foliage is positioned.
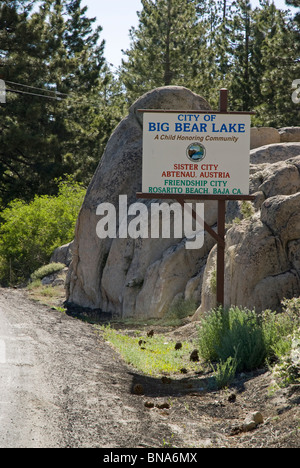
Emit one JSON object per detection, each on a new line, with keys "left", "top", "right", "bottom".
{"left": 271, "top": 329, "right": 300, "bottom": 388}
{"left": 120, "top": 0, "right": 207, "bottom": 104}
{"left": 161, "top": 297, "right": 197, "bottom": 326}
{"left": 197, "top": 306, "right": 300, "bottom": 373}
{"left": 0, "top": 178, "right": 85, "bottom": 284}
{"left": 211, "top": 356, "right": 238, "bottom": 390}
{"left": 0, "top": 0, "right": 124, "bottom": 207}
{"left": 269, "top": 298, "right": 300, "bottom": 387}
{"left": 30, "top": 262, "right": 65, "bottom": 282}
{"left": 120, "top": 0, "right": 299, "bottom": 124}
{"left": 210, "top": 270, "right": 217, "bottom": 295}
{"left": 100, "top": 325, "right": 199, "bottom": 376}
{"left": 240, "top": 201, "right": 255, "bottom": 219}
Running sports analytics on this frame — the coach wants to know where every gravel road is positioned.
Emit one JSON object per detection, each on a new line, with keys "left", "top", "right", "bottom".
{"left": 1, "top": 288, "right": 299, "bottom": 449}
{"left": 0, "top": 288, "right": 172, "bottom": 448}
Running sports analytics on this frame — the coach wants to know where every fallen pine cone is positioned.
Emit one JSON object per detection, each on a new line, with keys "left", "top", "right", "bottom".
{"left": 144, "top": 401, "right": 154, "bottom": 409}
{"left": 190, "top": 349, "right": 199, "bottom": 362}
{"left": 133, "top": 384, "right": 144, "bottom": 395}
{"left": 161, "top": 376, "right": 172, "bottom": 384}
{"left": 156, "top": 402, "right": 170, "bottom": 410}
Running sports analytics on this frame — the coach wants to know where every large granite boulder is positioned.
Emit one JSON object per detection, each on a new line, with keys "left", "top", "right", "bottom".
{"left": 279, "top": 127, "right": 300, "bottom": 143}
{"left": 197, "top": 151, "right": 300, "bottom": 317}
{"left": 66, "top": 86, "right": 213, "bottom": 318}
{"left": 66, "top": 85, "right": 300, "bottom": 320}
{"left": 250, "top": 127, "right": 280, "bottom": 149}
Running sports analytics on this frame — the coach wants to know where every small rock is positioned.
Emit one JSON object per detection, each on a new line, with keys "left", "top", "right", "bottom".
{"left": 243, "top": 418, "right": 257, "bottom": 432}
{"left": 252, "top": 411, "right": 264, "bottom": 425}
{"left": 242, "top": 411, "right": 264, "bottom": 432}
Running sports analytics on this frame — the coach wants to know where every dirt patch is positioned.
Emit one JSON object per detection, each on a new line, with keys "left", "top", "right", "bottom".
{"left": 0, "top": 287, "right": 299, "bottom": 448}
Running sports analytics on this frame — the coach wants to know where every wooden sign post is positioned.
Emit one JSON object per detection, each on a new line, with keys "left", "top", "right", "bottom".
{"left": 137, "top": 89, "right": 255, "bottom": 308}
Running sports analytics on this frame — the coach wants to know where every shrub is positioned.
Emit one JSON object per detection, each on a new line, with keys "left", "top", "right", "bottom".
{"left": 30, "top": 263, "right": 66, "bottom": 282}
{"left": 161, "top": 298, "right": 197, "bottom": 326}
{"left": 197, "top": 306, "right": 298, "bottom": 373}
{"left": 211, "top": 356, "right": 238, "bottom": 389}
{"left": 0, "top": 178, "right": 85, "bottom": 284}
{"left": 197, "top": 306, "right": 226, "bottom": 362}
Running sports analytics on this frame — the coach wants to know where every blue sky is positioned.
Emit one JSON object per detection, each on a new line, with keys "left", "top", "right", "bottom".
{"left": 81, "top": 0, "right": 297, "bottom": 68}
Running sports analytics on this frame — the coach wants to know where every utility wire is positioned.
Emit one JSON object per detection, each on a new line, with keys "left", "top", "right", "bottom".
{"left": 6, "top": 87, "right": 62, "bottom": 100}
{"left": 5, "top": 79, "right": 69, "bottom": 97}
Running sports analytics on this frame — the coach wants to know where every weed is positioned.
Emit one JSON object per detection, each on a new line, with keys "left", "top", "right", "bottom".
{"left": 99, "top": 325, "right": 200, "bottom": 376}
{"left": 160, "top": 297, "right": 197, "bottom": 327}
{"left": 30, "top": 263, "right": 65, "bottom": 282}
{"left": 197, "top": 305, "right": 300, "bottom": 374}
{"left": 211, "top": 356, "right": 238, "bottom": 389}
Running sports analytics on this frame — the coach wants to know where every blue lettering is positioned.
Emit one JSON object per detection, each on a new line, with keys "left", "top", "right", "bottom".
{"left": 149, "top": 122, "right": 156, "bottom": 132}
{"left": 149, "top": 122, "right": 170, "bottom": 132}
{"left": 220, "top": 123, "right": 228, "bottom": 132}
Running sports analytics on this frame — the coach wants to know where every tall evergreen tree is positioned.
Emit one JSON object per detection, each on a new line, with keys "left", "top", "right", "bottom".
{"left": 227, "top": 0, "right": 253, "bottom": 111}
{"left": 119, "top": 0, "right": 203, "bottom": 104}
{"left": 0, "top": 0, "right": 122, "bottom": 208}
{"left": 254, "top": 1, "right": 299, "bottom": 126}
{"left": 285, "top": 0, "right": 300, "bottom": 27}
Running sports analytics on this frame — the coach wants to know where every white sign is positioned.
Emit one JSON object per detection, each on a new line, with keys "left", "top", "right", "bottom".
{"left": 142, "top": 112, "right": 251, "bottom": 196}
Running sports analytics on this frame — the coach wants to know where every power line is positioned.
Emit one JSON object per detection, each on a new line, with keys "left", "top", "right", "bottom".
{"left": 6, "top": 87, "right": 62, "bottom": 101}
{"left": 5, "top": 80, "right": 68, "bottom": 97}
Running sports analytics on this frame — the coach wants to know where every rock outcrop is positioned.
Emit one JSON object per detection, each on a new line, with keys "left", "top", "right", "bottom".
{"left": 251, "top": 127, "right": 300, "bottom": 149}
{"left": 197, "top": 149, "right": 300, "bottom": 317}
{"left": 65, "top": 84, "right": 300, "bottom": 319}
{"left": 66, "top": 86, "right": 213, "bottom": 318}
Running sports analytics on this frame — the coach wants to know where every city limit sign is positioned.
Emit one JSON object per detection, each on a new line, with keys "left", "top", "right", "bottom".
{"left": 142, "top": 111, "right": 251, "bottom": 196}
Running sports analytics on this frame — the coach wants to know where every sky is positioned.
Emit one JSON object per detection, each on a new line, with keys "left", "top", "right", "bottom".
{"left": 80, "top": 0, "right": 297, "bottom": 68}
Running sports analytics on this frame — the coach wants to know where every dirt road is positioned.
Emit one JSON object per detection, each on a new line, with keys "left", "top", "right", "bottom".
{"left": 0, "top": 288, "right": 173, "bottom": 448}
{"left": 0, "top": 288, "right": 299, "bottom": 449}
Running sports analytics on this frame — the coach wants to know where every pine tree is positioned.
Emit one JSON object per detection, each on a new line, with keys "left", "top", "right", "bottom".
{"left": 285, "top": 0, "right": 300, "bottom": 27}
{"left": 227, "top": 0, "right": 254, "bottom": 111}
{"left": 254, "top": 1, "right": 299, "bottom": 126}
{"left": 0, "top": 0, "right": 121, "bottom": 207}
{"left": 119, "top": 0, "right": 203, "bottom": 104}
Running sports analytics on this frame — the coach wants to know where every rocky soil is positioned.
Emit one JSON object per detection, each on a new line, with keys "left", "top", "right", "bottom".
{"left": 0, "top": 287, "right": 298, "bottom": 448}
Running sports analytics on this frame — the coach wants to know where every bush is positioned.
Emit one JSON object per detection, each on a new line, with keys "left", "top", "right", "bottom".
{"left": 0, "top": 178, "right": 85, "bottom": 285}
{"left": 211, "top": 356, "right": 238, "bottom": 389}
{"left": 30, "top": 263, "right": 66, "bottom": 282}
{"left": 161, "top": 298, "right": 197, "bottom": 326}
{"left": 197, "top": 306, "right": 299, "bottom": 373}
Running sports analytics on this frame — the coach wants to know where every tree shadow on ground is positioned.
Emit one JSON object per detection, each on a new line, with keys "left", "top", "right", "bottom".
{"left": 129, "top": 368, "right": 268, "bottom": 398}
